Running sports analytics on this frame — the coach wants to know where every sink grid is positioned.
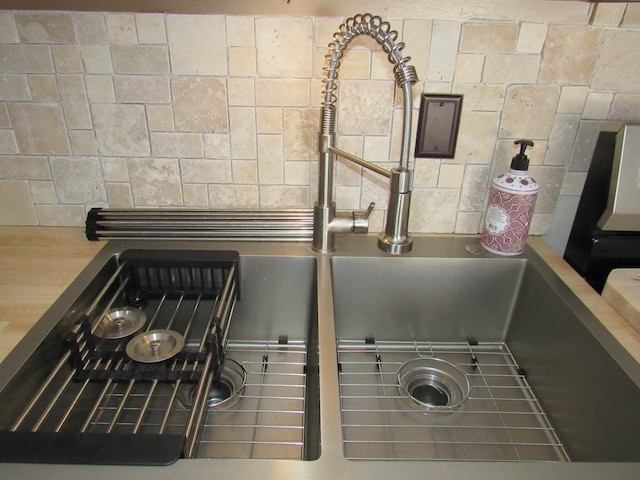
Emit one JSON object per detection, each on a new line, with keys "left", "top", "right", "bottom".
{"left": 337, "top": 340, "right": 569, "bottom": 461}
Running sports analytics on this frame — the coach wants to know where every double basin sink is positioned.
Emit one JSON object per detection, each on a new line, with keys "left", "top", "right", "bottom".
{"left": 0, "top": 235, "right": 639, "bottom": 478}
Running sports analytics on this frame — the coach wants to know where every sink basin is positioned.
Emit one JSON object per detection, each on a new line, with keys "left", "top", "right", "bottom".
{"left": 331, "top": 238, "right": 640, "bottom": 462}
{"left": 0, "top": 245, "right": 319, "bottom": 463}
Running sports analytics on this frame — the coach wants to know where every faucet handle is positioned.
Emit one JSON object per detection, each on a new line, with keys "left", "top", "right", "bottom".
{"left": 353, "top": 202, "right": 375, "bottom": 233}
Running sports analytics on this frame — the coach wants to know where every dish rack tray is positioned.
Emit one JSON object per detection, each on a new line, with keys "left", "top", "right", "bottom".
{"left": 0, "top": 249, "right": 239, "bottom": 466}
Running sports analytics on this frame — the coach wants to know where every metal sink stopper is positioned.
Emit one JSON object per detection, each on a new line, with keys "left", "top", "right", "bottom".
{"left": 397, "top": 357, "right": 470, "bottom": 412}
{"left": 126, "top": 329, "right": 184, "bottom": 363}
{"left": 94, "top": 307, "right": 147, "bottom": 339}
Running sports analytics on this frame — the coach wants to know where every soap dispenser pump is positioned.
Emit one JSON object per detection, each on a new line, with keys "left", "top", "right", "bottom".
{"left": 480, "top": 139, "right": 540, "bottom": 256}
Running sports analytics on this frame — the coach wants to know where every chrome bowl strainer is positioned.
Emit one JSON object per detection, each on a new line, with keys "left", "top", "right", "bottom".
{"left": 397, "top": 357, "right": 470, "bottom": 412}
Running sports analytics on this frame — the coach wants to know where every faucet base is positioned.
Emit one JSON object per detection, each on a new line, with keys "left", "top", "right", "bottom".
{"left": 377, "top": 232, "right": 413, "bottom": 255}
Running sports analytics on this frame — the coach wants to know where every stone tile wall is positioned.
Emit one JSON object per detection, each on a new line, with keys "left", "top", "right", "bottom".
{"left": 0, "top": 4, "right": 639, "bottom": 251}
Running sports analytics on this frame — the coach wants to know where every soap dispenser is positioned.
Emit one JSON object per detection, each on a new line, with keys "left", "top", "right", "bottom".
{"left": 480, "top": 139, "right": 539, "bottom": 256}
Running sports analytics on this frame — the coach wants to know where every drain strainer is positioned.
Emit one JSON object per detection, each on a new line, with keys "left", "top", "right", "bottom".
{"left": 397, "top": 357, "right": 470, "bottom": 412}
{"left": 187, "top": 358, "right": 246, "bottom": 410}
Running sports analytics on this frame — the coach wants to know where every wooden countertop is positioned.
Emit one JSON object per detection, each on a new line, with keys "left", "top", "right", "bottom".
{"left": 0, "top": 228, "right": 639, "bottom": 365}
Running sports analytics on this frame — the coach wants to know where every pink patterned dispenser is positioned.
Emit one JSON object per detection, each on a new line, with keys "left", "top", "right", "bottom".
{"left": 481, "top": 139, "right": 539, "bottom": 256}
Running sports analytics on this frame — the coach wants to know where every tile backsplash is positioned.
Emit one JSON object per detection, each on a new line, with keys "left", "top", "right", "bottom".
{"left": 1, "top": 4, "right": 639, "bottom": 252}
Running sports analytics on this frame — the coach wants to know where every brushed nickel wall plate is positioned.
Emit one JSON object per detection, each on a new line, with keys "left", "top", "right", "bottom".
{"left": 415, "top": 94, "right": 463, "bottom": 159}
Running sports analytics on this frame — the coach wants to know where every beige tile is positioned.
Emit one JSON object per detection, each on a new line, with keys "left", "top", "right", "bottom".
{"left": 622, "top": 4, "right": 640, "bottom": 26}
{"left": 150, "top": 132, "right": 203, "bottom": 158}
{"left": 75, "top": 13, "right": 107, "bottom": 44}
{"left": 256, "top": 17, "right": 312, "bottom": 78}
{"left": 500, "top": 85, "right": 559, "bottom": 139}
{"left": 460, "top": 23, "right": 518, "bottom": 54}
{"left": 337, "top": 80, "right": 394, "bottom": 134}
{"left": 228, "top": 47, "right": 256, "bottom": 77}
{"left": 183, "top": 183, "right": 209, "bottom": 207}
{"left": 528, "top": 166, "right": 564, "bottom": 214}
{"left": 483, "top": 54, "right": 539, "bottom": 84}
{"left": 28, "top": 74, "right": 58, "bottom": 101}
{"left": 610, "top": 93, "right": 640, "bottom": 122}
{"left": 146, "top": 105, "right": 175, "bottom": 132}
{"left": 52, "top": 45, "right": 83, "bottom": 73}
{"left": 232, "top": 160, "right": 257, "bottom": 183}
{"left": 456, "top": 111, "right": 500, "bottom": 164}
{"left": 229, "top": 107, "right": 257, "bottom": 159}
{"left": 105, "top": 182, "right": 133, "bottom": 208}
{"left": 437, "top": 163, "right": 465, "bottom": 188}
{"left": 257, "top": 135, "right": 284, "bottom": 184}
{"left": 454, "top": 84, "right": 505, "bottom": 112}
{"left": 204, "top": 133, "right": 231, "bottom": 159}
{"left": 402, "top": 19, "right": 432, "bottom": 82}
{"left": 257, "top": 108, "right": 283, "bottom": 134}
{"left": 338, "top": 49, "right": 371, "bottom": 79}
{"left": 539, "top": 25, "right": 600, "bottom": 85}
{"left": 428, "top": 21, "right": 460, "bottom": 82}
{"left": 106, "top": 14, "right": 137, "bottom": 45}
{"left": 115, "top": 75, "right": 171, "bottom": 103}
{"left": 455, "top": 212, "right": 482, "bottom": 234}
{"left": 0, "top": 104, "right": 8, "bottom": 128}
{"left": 0, "top": 156, "right": 50, "bottom": 180}
{"left": 593, "top": 30, "right": 640, "bottom": 92}
{"left": 69, "top": 130, "right": 98, "bottom": 155}
{"left": 29, "top": 180, "right": 57, "bottom": 203}
{"left": 128, "top": 157, "right": 182, "bottom": 206}
{"left": 371, "top": 50, "right": 396, "bottom": 82}
{"left": 459, "top": 164, "right": 490, "bottom": 211}
{"left": 568, "top": 121, "right": 602, "bottom": 172}
{"left": 10, "top": 103, "right": 70, "bottom": 155}
{"left": 15, "top": 12, "right": 75, "bottom": 44}
{"left": 516, "top": 23, "right": 547, "bottom": 54}
{"left": 335, "top": 185, "right": 360, "bottom": 210}
{"left": 209, "top": 184, "right": 258, "bottom": 208}
{"left": 50, "top": 156, "right": 106, "bottom": 203}
{"left": 557, "top": 86, "right": 589, "bottom": 114}
{"left": 284, "top": 108, "right": 318, "bottom": 161}
{"left": 81, "top": 45, "right": 113, "bottom": 73}
{"left": 591, "top": 3, "right": 626, "bottom": 26}
{"left": 35, "top": 204, "right": 86, "bottom": 226}
{"left": 545, "top": 114, "right": 579, "bottom": 166}
{"left": 413, "top": 158, "right": 439, "bottom": 188}
{"left": 85, "top": 75, "right": 115, "bottom": 102}
{"left": 0, "top": 180, "right": 37, "bottom": 224}
{"left": 92, "top": 104, "right": 150, "bottom": 157}
{"left": 454, "top": 54, "right": 484, "bottom": 84}
{"left": 181, "top": 158, "right": 231, "bottom": 183}
{"left": 363, "top": 136, "right": 391, "bottom": 164}
{"left": 560, "top": 171, "right": 587, "bottom": 196}
{"left": 409, "top": 188, "right": 459, "bottom": 233}
{"left": 173, "top": 77, "right": 229, "bottom": 132}
{"left": 167, "top": 15, "right": 226, "bottom": 75}
{"left": 0, "top": 130, "right": 18, "bottom": 154}
{"left": 0, "top": 75, "right": 29, "bottom": 101}
{"left": 0, "top": 13, "right": 19, "bottom": 43}
{"left": 260, "top": 185, "right": 309, "bottom": 208}
{"left": 101, "top": 157, "right": 129, "bottom": 182}
{"left": 135, "top": 14, "right": 166, "bottom": 44}
{"left": 57, "top": 75, "right": 92, "bottom": 129}
{"left": 255, "top": 79, "right": 310, "bottom": 106}
{"left": 583, "top": 92, "right": 613, "bottom": 120}
{"left": 0, "top": 45, "right": 54, "bottom": 73}
{"left": 284, "top": 160, "right": 309, "bottom": 185}
{"left": 111, "top": 45, "right": 170, "bottom": 74}
{"left": 336, "top": 136, "right": 362, "bottom": 186}
{"left": 226, "top": 16, "right": 255, "bottom": 47}
{"left": 228, "top": 77, "right": 255, "bottom": 106}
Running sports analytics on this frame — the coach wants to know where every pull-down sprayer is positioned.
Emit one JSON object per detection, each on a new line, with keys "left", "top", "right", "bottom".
{"left": 312, "top": 13, "right": 418, "bottom": 254}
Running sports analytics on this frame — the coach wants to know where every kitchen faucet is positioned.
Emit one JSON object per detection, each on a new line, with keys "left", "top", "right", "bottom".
{"left": 312, "top": 13, "right": 418, "bottom": 254}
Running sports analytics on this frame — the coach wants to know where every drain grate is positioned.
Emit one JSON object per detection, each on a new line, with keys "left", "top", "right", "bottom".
{"left": 337, "top": 340, "right": 569, "bottom": 461}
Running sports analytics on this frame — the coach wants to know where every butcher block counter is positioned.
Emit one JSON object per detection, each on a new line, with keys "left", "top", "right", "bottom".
{"left": 1, "top": 226, "right": 640, "bottom": 365}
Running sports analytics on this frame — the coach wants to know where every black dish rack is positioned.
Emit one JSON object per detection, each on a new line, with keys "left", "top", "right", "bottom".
{"left": 0, "top": 250, "right": 239, "bottom": 466}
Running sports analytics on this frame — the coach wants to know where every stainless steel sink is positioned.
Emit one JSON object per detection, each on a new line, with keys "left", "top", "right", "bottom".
{"left": 1, "top": 236, "right": 640, "bottom": 480}
{"left": 331, "top": 237, "right": 640, "bottom": 462}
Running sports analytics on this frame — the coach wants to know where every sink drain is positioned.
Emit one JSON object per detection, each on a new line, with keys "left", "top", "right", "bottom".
{"left": 397, "top": 357, "right": 470, "bottom": 412}
{"left": 184, "top": 358, "right": 246, "bottom": 411}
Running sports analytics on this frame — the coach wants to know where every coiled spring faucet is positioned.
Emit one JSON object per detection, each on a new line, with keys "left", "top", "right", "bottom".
{"left": 312, "top": 13, "right": 419, "bottom": 254}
